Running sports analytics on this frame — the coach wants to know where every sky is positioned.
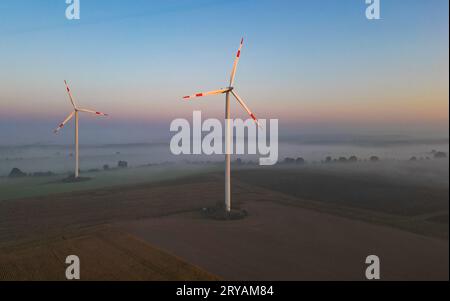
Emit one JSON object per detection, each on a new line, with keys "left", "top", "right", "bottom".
{"left": 0, "top": 0, "right": 448, "bottom": 145}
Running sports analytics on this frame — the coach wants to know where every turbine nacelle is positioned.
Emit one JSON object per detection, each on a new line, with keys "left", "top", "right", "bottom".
{"left": 182, "top": 38, "right": 260, "bottom": 127}
{"left": 53, "top": 81, "right": 108, "bottom": 134}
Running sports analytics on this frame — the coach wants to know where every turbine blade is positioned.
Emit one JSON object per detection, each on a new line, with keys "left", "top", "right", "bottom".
{"left": 229, "top": 38, "right": 244, "bottom": 87}
{"left": 183, "top": 88, "right": 228, "bottom": 100}
{"left": 78, "top": 108, "right": 109, "bottom": 116}
{"left": 54, "top": 111, "right": 75, "bottom": 133}
{"left": 64, "top": 80, "right": 77, "bottom": 109}
{"left": 230, "top": 90, "right": 261, "bottom": 128}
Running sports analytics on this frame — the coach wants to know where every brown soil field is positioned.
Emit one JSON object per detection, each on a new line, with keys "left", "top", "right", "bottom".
{"left": 0, "top": 226, "right": 218, "bottom": 281}
{"left": 233, "top": 167, "right": 449, "bottom": 239}
{"left": 0, "top": 169, "right": 448, "bottom": 280}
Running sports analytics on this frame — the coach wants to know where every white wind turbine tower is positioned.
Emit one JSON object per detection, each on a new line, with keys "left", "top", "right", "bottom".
{"left": 183, "top": 38, "right": 260, "bottom": 213}
{"left": 54, "top": 80, "right": 108, "bottom": 179}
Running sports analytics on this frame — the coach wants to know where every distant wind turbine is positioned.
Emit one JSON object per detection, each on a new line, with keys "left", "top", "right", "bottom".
{"left": 183, "top": 38, "right": 260, "bottom": 213}
{"left": 54, "top": 80, "right": 108, "bottom": 179}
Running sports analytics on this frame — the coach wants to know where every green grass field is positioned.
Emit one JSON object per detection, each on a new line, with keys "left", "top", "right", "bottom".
{"left": 0, "top": 164, "right": 219, "bottom": 201}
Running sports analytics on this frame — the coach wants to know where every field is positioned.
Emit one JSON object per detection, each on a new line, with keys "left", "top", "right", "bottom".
{"left": 233, "top": 162, "right": 449, "bottom": 239}
{"left": 0, "top": 163, "right": 218, "bottom": 201}
{"left": 0, "top": 226, "right": 218, "bottom": 281}
{"left": 0, "top": 161, "right": 448, "bottom": 280}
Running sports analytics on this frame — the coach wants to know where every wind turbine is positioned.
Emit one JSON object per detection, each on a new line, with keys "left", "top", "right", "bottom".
{"left": 183, "top": 38, "right": 260, "bottom": 213}
{"left": 54, "top": 80, "right": 108, "bottom": 179}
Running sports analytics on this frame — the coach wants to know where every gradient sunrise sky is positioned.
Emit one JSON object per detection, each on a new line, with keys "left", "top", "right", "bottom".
{"left": 0, "top": 0, "right": 448, "bottom": 144}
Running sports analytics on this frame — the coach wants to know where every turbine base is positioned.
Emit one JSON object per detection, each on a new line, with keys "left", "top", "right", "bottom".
{"left": 201, "top": 206, "right": 248, "bottom": 221}
{"left": 61, "top": 175, "right": 91, "bottom": 183}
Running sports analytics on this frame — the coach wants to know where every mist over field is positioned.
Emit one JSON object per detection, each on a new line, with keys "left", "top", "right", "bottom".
{"left": 0, "top": 134, "right": 448, "bottom": 177}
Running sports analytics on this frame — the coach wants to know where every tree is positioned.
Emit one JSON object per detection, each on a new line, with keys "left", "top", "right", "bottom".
{"left": 118, "top": 161, "right": 128, "bottom": 168}
{"left": 434, "top": 152, "right": 447, "bottom": 159}
{"left": 349, "top": 156, "right": 358, "bottom": 162}
{"left": 370, "top": 156, "right": 380, "bottom": 162}
{"left": 296, "top": 157, "right": 306, "bottom": 165}
{"left": 284, "top": 157, "right": 295, "bottom": 164}
{"left": 8, "top": 168, "right": 26, "bottom": 178}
